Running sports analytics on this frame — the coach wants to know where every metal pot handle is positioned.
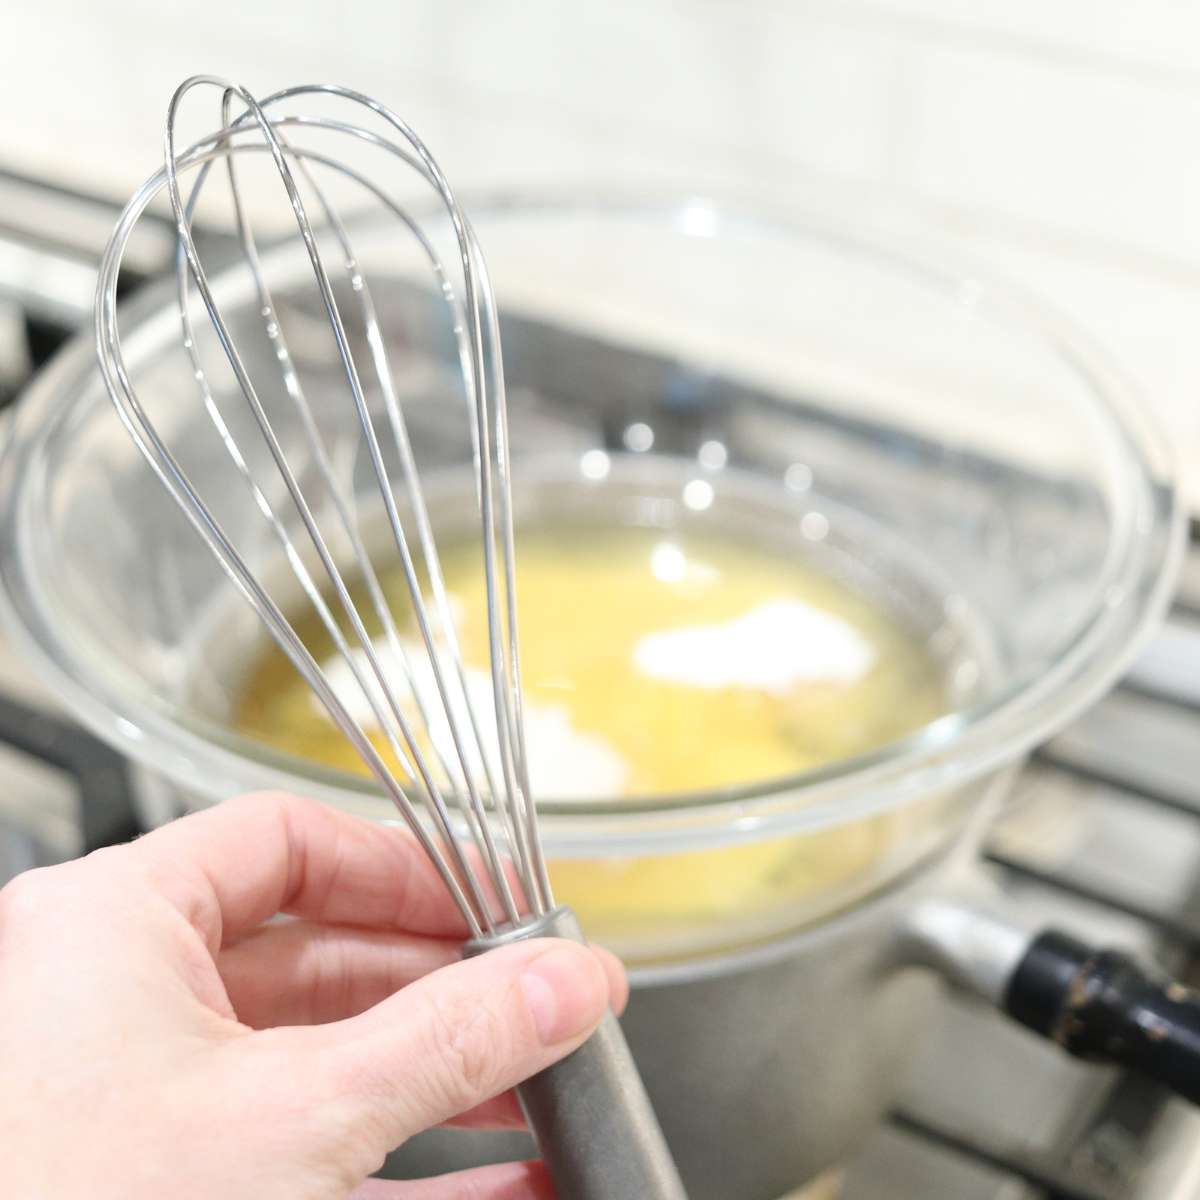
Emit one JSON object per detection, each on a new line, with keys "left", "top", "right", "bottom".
{"left": 904, "top": 898, "right": 1200, "bottom": 1105}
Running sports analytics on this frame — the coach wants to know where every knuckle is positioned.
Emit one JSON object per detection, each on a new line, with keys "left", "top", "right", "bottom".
{"left": 0, "top": 854, "right": 147, "bottom": 941}
{"left": 314, "top": 980, "right": 528, "bottom": 1145}
{"left": 243, "top": 1036, "right": 384, "bottom": 1185}
{"left": 0, "top": 866, "right": 58, "bottom": 928}
{"left": 422, "top": 991, "right": 510, "bottom": 1112}
{"left": 236, "top": 789, "right": 321, "bottom": 824}
{"left": 230, "top": 788, "right": 293, "bottom": 811}
{"left": 309, "top": 927, "right": 356, "bottom": 1021}
{"left": 79, "top": 844, "right": 137, "bottom": 881}
{"left": 219, "top": 789, "right": 299, "bottom": 835}
{"left": 310, "top": 1093, "right": 388, "bottom": 1185}
{"left": 310, "top": 1058, "right": 401, "bottom": 1176}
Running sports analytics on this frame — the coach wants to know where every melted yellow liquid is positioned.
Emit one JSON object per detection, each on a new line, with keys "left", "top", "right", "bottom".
{"left": 236, "top": 526, "right": 945, "bottom": 793}
{"left": 234, "top": 523, "right": 950, "bottom": 959}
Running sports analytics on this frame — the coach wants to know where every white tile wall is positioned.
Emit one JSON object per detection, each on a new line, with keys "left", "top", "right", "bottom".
{"left": 903, "top": 43, "right": 1200, "bottom": 260}
{"left": 1, "top": 0, "right": 1198, "bottom": 496}
{"left": 846, "top": 0, "right": 1200, "bottom": 76}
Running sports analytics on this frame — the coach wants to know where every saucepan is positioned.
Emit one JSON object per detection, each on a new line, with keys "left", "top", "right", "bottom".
{"left": 0, "top": 195, "right": 1191, "bottom": 1199}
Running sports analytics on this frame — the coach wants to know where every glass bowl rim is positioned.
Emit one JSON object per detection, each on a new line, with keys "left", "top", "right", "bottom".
{"left": 0, "top": 190, "right": 1184, "bottom": 850}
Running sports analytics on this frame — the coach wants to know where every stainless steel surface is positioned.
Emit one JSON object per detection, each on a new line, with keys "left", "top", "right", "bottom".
{"left": 0, "top": 300, "right": 32, "bottom": 402}
{"left": 0, "top": 233, "right": 102, "bottom": 331}
{"left": 902, "top": 894, "right": 1034, "bottom": 1005}
{"left": 93, "top": 77, "right": 682, "bottom": 1197}
{"left": 0, "top": 171, "right": 173, "bottom": 321}
{"left": 620, "top": 858, "right": 954, "bottom": 1200}
{"left": 467, "top": 906, "right": 686, "bottom": 1200}
{"left": 1, "top": 160, "right": 1199, "bottom": 1197}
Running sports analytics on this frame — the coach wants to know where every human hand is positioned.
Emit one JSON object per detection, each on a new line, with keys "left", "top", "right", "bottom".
{"left": 0, "top": 792, "right": 626, "bottom": 1198}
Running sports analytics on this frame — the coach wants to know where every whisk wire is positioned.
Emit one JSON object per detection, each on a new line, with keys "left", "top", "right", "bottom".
{"left": 214, "top": 109, "right": 515, "bottom": 848}
{"left": 100, "top": 75, "right": 563, "bottom": 929}
{"left": 96, "top": 77, "right": 687, "bottom": 1198}
{"left": 216, "top": 97, "right": 463, "bottom": 796}
{"left": 275, "top": 162, "right": 527, "bottom": 922}
{"left": 240, "top": 92, "right": 547, "bottom": 901}
{"left": 163, "top": 77, "right": 503, "bottom": 928}
{"left": 177, "top": 120, "right": 482, "bottom": 788}
{"left": 96, "top": 234, "right": 485, "bottom": 935}
{"left": 210, "top": 95, "right": 519, "bottom": 900}
{"left": 268, "top": 85, "right": 551, "bottom": 911}
{"left": 333, "top": 84, "right": 553, "bottom": 913}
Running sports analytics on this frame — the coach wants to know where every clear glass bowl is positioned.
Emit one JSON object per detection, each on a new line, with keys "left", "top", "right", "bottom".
{"left": 0, "top": 197, "right": 1181, "bottom": 963}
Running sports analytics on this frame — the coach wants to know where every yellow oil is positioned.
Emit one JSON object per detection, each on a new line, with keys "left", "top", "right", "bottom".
{"left": 234, "top": 523, "right": 950, "bottom": 957}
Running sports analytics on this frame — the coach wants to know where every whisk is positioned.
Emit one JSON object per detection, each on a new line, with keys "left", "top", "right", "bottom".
{"left": 94, "top": 76, "right": 687, "bottom": 1199}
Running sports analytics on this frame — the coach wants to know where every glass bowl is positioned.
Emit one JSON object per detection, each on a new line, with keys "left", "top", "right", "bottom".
{"left": 0, "top": 196, "right": 1181, "bottom": 964}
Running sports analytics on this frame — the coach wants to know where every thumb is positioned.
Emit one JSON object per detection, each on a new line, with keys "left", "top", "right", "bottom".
{"left": 281, "top": 938, "right": 611, "bottom": 1155}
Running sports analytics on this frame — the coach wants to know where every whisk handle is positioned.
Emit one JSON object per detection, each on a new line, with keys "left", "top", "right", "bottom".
{"left": 466, "top": 907, "right": 688, "bottom": 1199}
{"left": 517, "top": 1008, "right": 688, "bottom": 1198}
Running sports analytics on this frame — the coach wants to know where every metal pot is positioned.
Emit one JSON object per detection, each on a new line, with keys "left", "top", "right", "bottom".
{"left": 134, "top": 759, "right": 1200, "bottom": 1199}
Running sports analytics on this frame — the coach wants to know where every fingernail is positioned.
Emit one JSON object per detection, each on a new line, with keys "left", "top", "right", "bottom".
{"left": 520, "top": 945, "right": 605, "bottom": 1045}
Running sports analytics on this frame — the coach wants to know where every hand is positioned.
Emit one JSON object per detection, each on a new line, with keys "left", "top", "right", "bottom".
{"left": 0, "top": 792, "right": 626, "bottom": 1198}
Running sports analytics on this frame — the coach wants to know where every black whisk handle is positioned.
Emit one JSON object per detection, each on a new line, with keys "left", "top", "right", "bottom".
{"left": 467, "top": 906, "right": 688, "bottom": 1199}
{"left": 1006, "top": 929, "right": 1200, "bottom": 1105}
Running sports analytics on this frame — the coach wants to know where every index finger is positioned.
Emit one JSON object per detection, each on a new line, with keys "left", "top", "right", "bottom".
{"left": 125, "top": 791, "right": 475, "bottom": 950}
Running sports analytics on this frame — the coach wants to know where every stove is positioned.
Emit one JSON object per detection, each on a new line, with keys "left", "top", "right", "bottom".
{"left": 2, "top": 168, "right": 1200, "bottom": 1199}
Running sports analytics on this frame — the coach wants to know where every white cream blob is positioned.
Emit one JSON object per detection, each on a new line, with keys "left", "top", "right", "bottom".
{"left": 317, "top": 597, "right": 871, "bottom": 799}
{"left": 632, "top": 599, "right": 875, "bottom": 694}
{"left": 318, "top": 640, "right": 630, "bottom": 799}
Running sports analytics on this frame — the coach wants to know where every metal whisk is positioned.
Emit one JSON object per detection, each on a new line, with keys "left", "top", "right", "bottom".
{"left": 95, "top": 76, "right": 686, "bottom": 1199}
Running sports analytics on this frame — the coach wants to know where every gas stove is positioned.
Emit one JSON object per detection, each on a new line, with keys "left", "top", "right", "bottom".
{"left": 2, "top": 168, "right": 1200, "bottom": 1199}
